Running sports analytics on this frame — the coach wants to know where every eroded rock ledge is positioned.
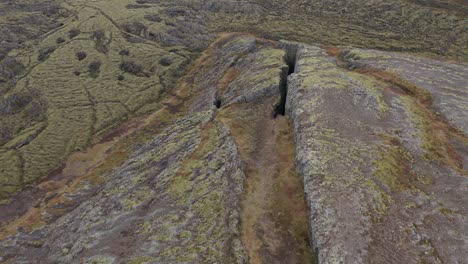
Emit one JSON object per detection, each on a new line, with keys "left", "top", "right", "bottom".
{"left": 287, "top": 45, "right": 468, "bottom": 263}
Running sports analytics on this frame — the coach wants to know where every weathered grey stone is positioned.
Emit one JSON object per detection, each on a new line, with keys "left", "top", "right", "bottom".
{"left": 287, "top": 45, "right": 468, "bottom": 264}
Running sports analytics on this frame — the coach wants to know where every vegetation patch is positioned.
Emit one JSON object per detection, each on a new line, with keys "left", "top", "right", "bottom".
{"left": 37, "top": 47, "right": 55, "bottom": 61}
{"left": 120, "top": 61, "right": 148, "bottom": 77}
{"left": 0, "top": 89, "right": 47, "bottom": 147}
{"left": 0, "top": 93, "right": 33, "bottom": 115}
{"left": 372, "top": 138, "right": 417, "bottom": 192}
{"left": 122, "top": 22, "right": 148, "bottom": 36}
{"left": 119, "top": 49, "right": 130, "bottom": 56}
{"left": 364, "top": 178, "right": 392, "bottom": 217}
{"left": 402, "top": 96, "right": 466, "bottom": 173}
{"left": 217, "top": 67, "right": 239, "bottom": 96}
{"left": 335, "top": 54, "right": 466, "bottom": 174}
{"left": 144, "top": 14, "right": 162, "bottom": 22}
{"left": 68, "top": 28, "right": 80, "bottom": 39}
{"left": 88, "top": 61, "right": 102, "bottom": 78}
{"left": 159, "top": 57, "right": 172, "bottom": 66}
{"left": 56, "top": 37, "right": 65, "bottom": 44}
{"left": 0, "top": 57, "right": 25, "bottom": 82}
{"left": 126, "top": 4, "right": 151, "bottom": 9}
{"left": 358, "top": 70, "right": 433, "bottom": 106}
{"left": 76, "top": 51, "right": 87, "bottom": 61}
{"left": 91, "top": 30, "right": 111, "bottom": 54}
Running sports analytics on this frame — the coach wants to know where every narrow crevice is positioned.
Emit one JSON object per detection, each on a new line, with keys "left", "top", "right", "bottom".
{"left": 214, "top": 98, "right": 222, "bottom": 108}
{"left": 274, "top": 44, "right": 298, "bottom": 118}
{"left": 218, "top": 96, "right": 315, "bottom": 264}
{"left": 285, "top": 44, "right": 298, "bottom": 75}
{"left": 274, "top": 43, "right": 319, "bottom": 264}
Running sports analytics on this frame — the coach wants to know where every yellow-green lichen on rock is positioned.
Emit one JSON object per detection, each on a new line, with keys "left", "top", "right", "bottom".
{"left": 287, "top": 44, "right": 468, "bottom": 263}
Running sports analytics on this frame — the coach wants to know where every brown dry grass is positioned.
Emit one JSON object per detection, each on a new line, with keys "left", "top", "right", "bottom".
{"left": 358, "top": 70, "right": 433, "bottom": 106}
{"left": 360, "top": 70, "right": 465, "bottom": 173}
{"left": 324, "top": 46, "right": 466, "bottom": 174}
{"left": 217, "top": 67, "right": 240, "bottom": 96}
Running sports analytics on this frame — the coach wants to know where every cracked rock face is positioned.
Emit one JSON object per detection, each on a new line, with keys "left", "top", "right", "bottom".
{"left": 0, "top": 0, "right": 467, "bottom": 263}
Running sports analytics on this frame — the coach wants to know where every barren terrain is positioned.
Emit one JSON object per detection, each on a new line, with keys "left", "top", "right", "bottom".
{"left": 0, "top": 0, "right": 467, "bottom": 263}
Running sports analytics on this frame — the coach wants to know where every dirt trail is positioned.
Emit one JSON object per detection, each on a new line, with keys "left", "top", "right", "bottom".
{"left": 218, "top": 97, "right": 314, "bottom": 264}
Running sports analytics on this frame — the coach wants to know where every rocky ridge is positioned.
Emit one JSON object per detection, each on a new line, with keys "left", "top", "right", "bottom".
{"left": 288, "top": 45, "right": 468, "bottom": 263}
{"left": 0, "top": 0, "right": 467, "bottom": 263}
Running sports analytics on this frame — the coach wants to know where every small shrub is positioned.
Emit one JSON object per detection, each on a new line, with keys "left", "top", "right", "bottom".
{"left": 42, "top": 4, "right": 60, "bottom": 17}
{"left": 122, "top": 22, "right": 148, "bottom": 36}
{"left": 88, "top": 61, "right": 101, "bottom": 78}
{"left": 91, "top": 30, "right": 110, "bottom": 54}
{"left": 76, "top": 51, "right": 87, "bottom": 61}
{"left": 68, "top": 28, "right": 80, "bottom": 39}
{"left": 159, "top": 57, "right": 172, "bottom": 66}
{"left": 144, "top": 14, "right": 162, "bottom": 22}
{"left": 117, "top": 75, "right": 125, "bottom": 81}
{"left": 119, "top": 61, "right": 147, "bottom": 77}
{"left": 119, "top": 49, "right": 130, "bottom": 56}
{"left": 165, "top": 8, "right": 187, "bottom": 17}
{"left": 56, "top": 37, "right": 65, "bottom": 44}
{"left": 37, "top": 47, "right": 55, "bottom": 61}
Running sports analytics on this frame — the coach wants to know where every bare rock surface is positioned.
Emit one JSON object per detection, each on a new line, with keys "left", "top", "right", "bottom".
{"left": 287, "top": 45, "right": 468, "bottom": 264}
{"left": 342, "top": 48, "right": 468, "bottom": 133}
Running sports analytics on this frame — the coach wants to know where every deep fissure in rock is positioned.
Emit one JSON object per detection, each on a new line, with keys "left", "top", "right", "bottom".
{"left": 220, "top": 99, "right": 315, "bottom": 264}
{"left": 214, "top": 98, "right": 222, "bottom": 108}
{"left": 285, "top": 44, "right": 298, "bottom": 75}
{"left": 274, "top": 45, "right": 298, "bottom": 117}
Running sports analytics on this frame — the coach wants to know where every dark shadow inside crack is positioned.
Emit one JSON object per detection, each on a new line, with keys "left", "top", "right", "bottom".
{"left": 274, "top": 44, "right": 298, "bottom": 118}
